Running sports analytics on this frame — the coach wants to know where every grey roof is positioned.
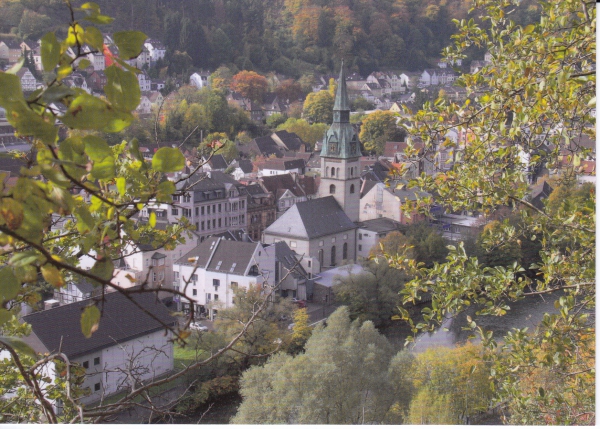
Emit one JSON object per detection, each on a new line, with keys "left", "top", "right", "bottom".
{"left": 237, "top": 159, "right": 254, "bottom": 174}
{"left": 209, "top": 154, "right": 229, "bottom": 170}
{"left": 151, "top": 252, "right": 166, "bottom": 259}
{"left": 384, "top": 180, "right": 431, "bottom": 201}
{"left": 264, "top": 196, "right": 356, "bottom": 240}
{"left": 70, "top": 280, "right": 95, "bottom": 295}
{"left": 274, "top": 241, "right": 308, "bottom": 280}
{"left": 261, "top": 174, "right": 306, "bottom": 198}
{"left": 176, "top": 237, "right": 259, "bottom": 275}
{"left": 22, "top": 291, "right": 176, "bottom": 358}
{"left": 358, "top": 217, "right": 404, "bottom": 233}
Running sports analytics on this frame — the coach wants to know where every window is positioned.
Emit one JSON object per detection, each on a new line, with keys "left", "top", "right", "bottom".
{"left": 218, "top": 203, "right": 222, "bottom": 212}
{"left": 183, "top": 194, "right": 191, "bottom": 203}
{"left": 331, "top": 237, "right": 336, "bottom": 243}
{"left": 207, "top": 205, "right": 211, "bottom": 214}
{"left": 343, "top": 234, "right": 348, "bottom": 239}
{"left": 359, "top": 233, "right": 362, "bottom": 240}
{"left": 290, "top": 241, "right": 296, "bottom": 248}
{"left": 331, "top": 246, "right": 336, "bottom": 266}
{"left": 94, "top": 383, "right": 101, "bottom": 392}
{"left": 358, "top": 245, "right": 362, "bottom": 251}
{"left": 171, "top": 208, "right": 179, "bottom": 215}
{"left": 201, "top": 206, "right": 205, "bottom": 215}
{"left": 152, "top": 272, "right": 157, "bottom": 281}
{"left": 213, "top": 279, "right": 220, "bottom": 289}
{"left": 195, "top": 207, "right": 199, "bottom": 216}
{"left": 193, "top": 289, "right": 197, "bottom": 296}
{"left": 212, "top": 219, "right": 216, "bottom": 228}
{"left": 172, "top": 195, "right": 180, "bottom": 202}
{"left": 218, "top": 218, "right": 222, "bottom": 227}
{"left": 241, "top": 200, "right": 245, "bottom": 209}
{"left": 307, "top": 260, "right": 311, "bottom": 268}
{"left": 212, "top": 204, "right": 216, "bottom": 213}
{"left": 83, "top": 361, "right": 89, "bottom": 369}
{"left": 350, "top": 184, "right": 355, "bottom": 194}
{"left": 343, "top": 242, "right": 348, "bottom": 259}
{"left": 331, "top": 167, "right": 335, "bottom": 177}
{"left": 231, "top": 281, "right": 238, "bottom": 288}
{"left": 206, "top": 293, "right": 211, "bottom": 301}
{"left": 329, "top": 184, "right": 336, "bottom": 194}
{"left": 319, "top": 240, "right": 323, "bottom": 246}
{"left": 191, "top": 274, "right": 198, "bottom": 284}
{"left": 201, "top": 221, "right": 205, "bottom": 230}
{"left": 94, "top": 357, "right": 100, "bottom": 366}
{"left": 195, "top": 222, "right": 199, "bottom": 231}
{"left": 318, "top": 249, "right": 324, "bottom": 267}
{"left": 182, "top": 208, "right": 192, "bottom": 217}
{"left": 214, "top": 294, "right": 219, "bottom": 301}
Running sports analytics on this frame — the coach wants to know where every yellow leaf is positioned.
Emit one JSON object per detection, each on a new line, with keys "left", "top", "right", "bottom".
{"left": 41, "top": 264, "right": 65, "bottom": 288}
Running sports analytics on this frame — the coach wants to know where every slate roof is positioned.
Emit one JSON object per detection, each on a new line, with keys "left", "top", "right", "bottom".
{"left": 358, "top": 217, "right": 405, "bottom": 233}
{"left": 297, "top": 175, "right": 318, "bottom": 195}
{"left": 274, "top": 241, "right": 308, "bottom": 280}
{"left": 176, "top": 237, "right": 259, "bottom": 275}
{"left": 236, "top": 159, "right": 254, "bottom": 174}
{"left": 22, "top": 291, "right": 176, "bottom": 358}
{"left": 261, "top": 173, "right": 306, "bottom": 198}
{"left": 257, "top": 158, "right": 305, "bottom": 171}
{"left": 208, "top": 154, "right": 229, "bottom": 170}
{"left": 264, "top": 196, "right": 356, "bottom": 240}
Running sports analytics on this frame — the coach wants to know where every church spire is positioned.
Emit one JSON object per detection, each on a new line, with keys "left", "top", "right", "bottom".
{"left": 333, "top": 61, "right": 350, "bottom": 113}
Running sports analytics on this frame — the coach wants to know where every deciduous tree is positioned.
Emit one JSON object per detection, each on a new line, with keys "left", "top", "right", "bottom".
{"left": 230, "top": 70, "right": 268, "bottom": 102}
{"left": 302, "top": 90, "right": 333, "bottom": 124}
{"left": 359, "top": 110, "right": 404, "bottom": 154}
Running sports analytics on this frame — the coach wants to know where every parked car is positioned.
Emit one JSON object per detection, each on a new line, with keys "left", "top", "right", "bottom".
{"left": 291, "top": 298, "right": 307, "bottom": 308}
{"left": 189, "top": 321, "right": 208, "bottom": 331}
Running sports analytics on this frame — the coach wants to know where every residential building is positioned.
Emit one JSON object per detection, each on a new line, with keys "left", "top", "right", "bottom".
{"left": 16, "top": 68, "right": 37, "bottom": 92}
{"left": 356, "top": 217, "right": 405, "bottom": 259}
{"left": 21, "top": 291, "right": 176, "bottom": 405}
{"left": 260, "top": 173, "right": 309, "bottom": 216}
{"left": 144, "top": 39, "right": 166, "bottom": 63}
{"left": 170, "top": 171, "right": 248, "bottom": 242}
{"left": 256, "top": 157, "right": 306, "bottom": 177}
{"left": 190, "top": 71, "right": 211, "bottom": 90}
{"left": 312, "top": 263, "right": 363, "bottom": 304}
{"left": 246, "top": 182, "right": 276, "bottom": 242}
{"left": 173, "top": 237, "right": 275, "bottom": 319}
{"left": 273, "top": 241, "right": 311, "bottom": 300}
{"left": 359, "top": 180, "right": 430, "bottom": 224}
{"left": 137, "top": 72, "right": 151, "bottom": 92}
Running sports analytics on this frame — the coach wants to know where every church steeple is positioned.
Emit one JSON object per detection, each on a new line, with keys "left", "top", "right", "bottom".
{"left": 320, "top": 62, "right": 361, "bottom": 159}
{"left": 318, "top": 61, "right": 361, "bottom": 222}
{"left": 333, "top": 61, "right": 350, "bottom": 113}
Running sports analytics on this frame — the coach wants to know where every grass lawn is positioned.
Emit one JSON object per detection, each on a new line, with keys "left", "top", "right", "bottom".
{"left": 174, "top": 342, "right": 207, "bottom": 370}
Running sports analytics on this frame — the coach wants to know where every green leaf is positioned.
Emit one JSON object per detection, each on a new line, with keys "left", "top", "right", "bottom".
{"left": 90, "top": 258, "right": 114, "bottom": 285}
{"left": 5, "top": 57, "right": 24, "bottom": 75}
{"left": 78, "top": 58, "right": 91, "bottom": 70}
{"left": 83, "top": 26, "right": 104, "bottom": 50}
{"left": 0, "top": 309, "right": 11, "bottom": 326}
{"left": 40, "top": 85, "right": 75, "bottom": 104}
{"left": 7, "top": 103, "right": 58, "bottom": 144}
{"left": 0, "top": 336, "right": 37, "bottom": 358}
{"left": 74, "top": 206, "right": 95, "bottom": 234}
{"left": 84, "top": 135, "right": 112, "bottom": 161}
{"left": 113, "top": 31, "right": 147, "bottom": 60}
{"left": 0, "top": 267, "right": 20, "bottom": 302}
{"left": 152, "top": 147, "right": 185, "bottom": 172}
{"left": 104, "top": 65, "right": 141, "bottom": 111}
{"left": 41, "top": 32, "right": 61, "bottom": 72}
{"left": 0, "top": 72, "right": 25, "bottom": 104}
{"left": 116, "top": 177, "right": 126, "bottom": 196}
{"left": 81, "top": 305, "right": 101, "bottom": 338}
{"left": 41, "top": 264, "right": 65, "bottom": 288}
{"left": 9, "top": 251, "right": 42, "bottom": 267}
{"left": 61, "top": 94, "right": 131, "bottom": 132}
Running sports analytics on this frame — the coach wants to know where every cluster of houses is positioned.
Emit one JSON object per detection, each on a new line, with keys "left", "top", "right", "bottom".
{"left": 1, "top": 45, "right": 595, "bottom": 411}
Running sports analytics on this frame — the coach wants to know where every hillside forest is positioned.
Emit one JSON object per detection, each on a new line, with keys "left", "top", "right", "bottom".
{"left": 1, "top": 0, "right": 542, "bottom": 76}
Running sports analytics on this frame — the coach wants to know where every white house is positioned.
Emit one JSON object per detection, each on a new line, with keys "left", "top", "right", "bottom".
{"left": 136, "top": 94, "right": 152, "bottom": 114}
{"left": 173, "top": 237, "right": 276, "bottom": 319}
{"left": 356, "top": 217, "right": 405, "bottom": 259}
{"left": 21, "top": 292, "right": 176, "bottom": 406}
{"left": 144, "top": 40, "right": 166, "bottom": 63}
{"left": 190, "top": 72, "right": 211, "bottom": 90}
{"left": 16, "top": 68, "right": 37, "bottom": 92}
{"left": 137, "top": 72, "right": 151, "bottom": 92}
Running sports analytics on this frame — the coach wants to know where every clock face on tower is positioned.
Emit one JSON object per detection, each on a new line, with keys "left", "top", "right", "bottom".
{"left": 329, "top": 141, "right": 338, "bottom": 153}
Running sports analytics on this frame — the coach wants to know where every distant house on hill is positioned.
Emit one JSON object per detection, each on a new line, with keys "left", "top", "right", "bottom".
{"left": 242, "top": 131, "right": 309, "bottom": 159}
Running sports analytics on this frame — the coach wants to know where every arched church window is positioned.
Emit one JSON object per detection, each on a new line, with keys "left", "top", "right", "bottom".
{"left": 331, "top": 167, "right": 335, "bottom": 177}
{"left": 330, "top": 184, "right": 336, "bottom": 194}
{"left": 331, "top": 246, "right": 336, "bottom": 266}
{"left": 350, "top": 184, "right": 355, "bottom": 194}
{"left": 343, "top": 242, "right": 348, "bottom": 259}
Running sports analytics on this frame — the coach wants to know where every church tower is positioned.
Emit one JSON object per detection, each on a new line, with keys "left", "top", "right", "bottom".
{"left": 319, "top": 62, "right": 361, "bottom": 222}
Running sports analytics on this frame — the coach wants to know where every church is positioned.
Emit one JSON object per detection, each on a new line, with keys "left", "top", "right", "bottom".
{"left": 262, "top": 64, "right": 360, "bottom": 275}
